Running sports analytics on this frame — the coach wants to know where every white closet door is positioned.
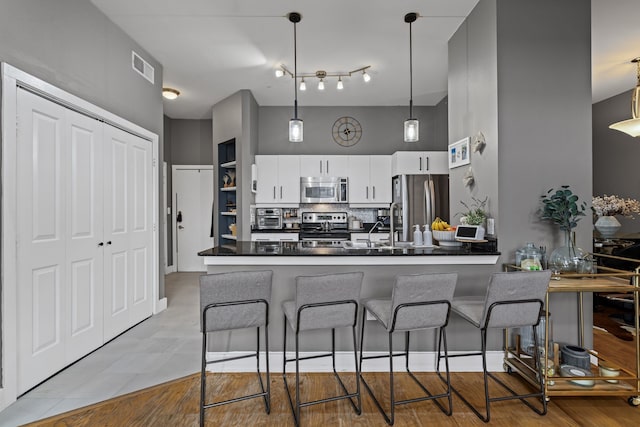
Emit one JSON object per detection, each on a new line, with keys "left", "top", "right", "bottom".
{"left": 128, "top": 133, "right": 154, "bottom": 324}
{"left": 103, "top": 126, "right": 153, "bottom": 340}
{"left": 16, "top": 89, "right": 68, "bottom": 393}
{"left": 65, "top": 109, "right": 104, "bottom": 363}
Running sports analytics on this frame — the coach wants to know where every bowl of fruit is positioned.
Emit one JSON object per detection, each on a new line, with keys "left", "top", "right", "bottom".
{"left": 431, "top": 218, "right": 462, "bottom": 247}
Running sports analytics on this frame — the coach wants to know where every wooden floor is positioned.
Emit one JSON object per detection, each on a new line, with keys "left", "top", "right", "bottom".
{"left": 25, "top": 328, "right": 639, "bottom": 427}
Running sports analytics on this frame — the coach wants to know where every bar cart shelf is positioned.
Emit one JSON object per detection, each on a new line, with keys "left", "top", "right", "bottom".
{"left": 503, "top": 254, "right": 640, "bottom": 406}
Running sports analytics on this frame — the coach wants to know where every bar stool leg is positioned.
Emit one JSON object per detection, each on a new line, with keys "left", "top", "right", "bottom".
{"left": 200, "top": 331, "right": 207, "bottom": 427}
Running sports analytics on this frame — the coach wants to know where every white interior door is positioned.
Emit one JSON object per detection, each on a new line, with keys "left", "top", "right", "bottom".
{"left": 103, "top": 125, "right": 154, "bottom": 340}
{"left": 173, "top": 166, "right": 214, "bottom": 272}
{"left": 65, "top": 108, "right": 105, "bottom": 363}
{"left": 16, "top": 89, "right": 68, "bottom": 393}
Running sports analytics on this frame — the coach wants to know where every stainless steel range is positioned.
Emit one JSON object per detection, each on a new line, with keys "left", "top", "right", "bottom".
{"left": 300, "top": 212, "right": 349, "bottom": 247}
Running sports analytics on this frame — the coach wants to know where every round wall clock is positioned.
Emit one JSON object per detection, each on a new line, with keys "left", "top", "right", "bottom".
{"left": 332, "top": 116, "right": 362, "bottom": 147}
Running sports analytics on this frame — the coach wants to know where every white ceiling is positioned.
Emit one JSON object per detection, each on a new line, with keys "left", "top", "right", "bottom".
{"left": 91, "top": 0, "right": 640, "bottom": 119}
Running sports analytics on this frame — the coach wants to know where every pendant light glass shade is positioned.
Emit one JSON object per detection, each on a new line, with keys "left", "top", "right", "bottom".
{"left": 289, "top": 118, "right": 303, "bottom": 142}
{"left": 404, "top": 13, "right": 419, "bottom": 142}
{"left": 404, "top": 119, "right": 419, "bottom": 142}
{"left": 299, "top": 78, "right": 306, "bottom": 91}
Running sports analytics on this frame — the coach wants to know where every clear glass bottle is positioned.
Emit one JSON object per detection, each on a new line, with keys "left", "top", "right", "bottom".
{"left": 518, "top": 242, "right": 543, "bottom": 270}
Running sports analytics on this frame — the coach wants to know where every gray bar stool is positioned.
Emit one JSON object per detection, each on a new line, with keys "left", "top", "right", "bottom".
{"left": 199, "top": 270, "right": 273, "bottom": 426}
{"left": 282, "top": 272, "right": 364, "bottom": 426}
{"left": 439, "top": 270, "right": 551, "bottom": 423}
{"left": 359, "top": 273, "right": 458, "bottom": 425}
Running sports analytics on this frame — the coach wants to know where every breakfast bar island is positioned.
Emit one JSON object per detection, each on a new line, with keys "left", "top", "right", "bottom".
{"left": 198, "top": 241, "right": 591, "bottom": 373}
{"left": 199, "top": 241, "right": 508, "bottom": 368}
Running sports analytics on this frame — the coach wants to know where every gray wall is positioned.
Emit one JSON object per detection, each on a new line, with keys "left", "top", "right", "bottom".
{"left": 448, "top": 0, "right": 592, "bottom": 346}
{"left": 257, "top": 104, "right": 447, "bottom": 155}
{"left": 593, "top": 89, "right": 640, "bottom": 234}
{"left": 170, "top": 119, "right": 213, "bottom": 165}
{"left": 0, "top": 1, "right": 165, "bottom": 296}
{"left": 448, "top": 0, "right": 500, "bottom": 231}
{"left": 164, "top": 117, "right": 213, "bottom": 266}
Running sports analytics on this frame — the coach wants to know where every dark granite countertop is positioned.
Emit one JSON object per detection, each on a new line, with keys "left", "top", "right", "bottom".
{"left": 199, "top": 241, "right": 499, "bottom": 257}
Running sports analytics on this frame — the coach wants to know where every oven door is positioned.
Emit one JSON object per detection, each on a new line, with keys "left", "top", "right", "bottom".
{"left": 257, "top": 216, "right": 282, "bottom": 229}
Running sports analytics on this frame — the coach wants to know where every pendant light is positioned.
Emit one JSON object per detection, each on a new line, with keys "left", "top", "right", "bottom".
{"left": 610, "top": 57, "right": 640, "bottom": 137}
{"left": 288, "top": 12, "right": 303, "bottom": 142}
{"left": 404, "top": 12, "right": 419, "bottom": 142}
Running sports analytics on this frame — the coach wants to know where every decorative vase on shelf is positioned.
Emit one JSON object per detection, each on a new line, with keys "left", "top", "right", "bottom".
{"left": 594, "top": 215, "right": 621, "bottom": 239}
{"left": 548, "top": 231, "right": 586, "bottom": 273}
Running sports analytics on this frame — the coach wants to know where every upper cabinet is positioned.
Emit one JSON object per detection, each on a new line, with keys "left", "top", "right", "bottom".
{"left": 255, "top": 155, "right": 300, "bottom": 206}
{"left": 300, "top": 155, "right": 349, "bottom": 177}
{"left": 391, "top": 151, "right": 448, "bottom": 175}
{"left": 348, "top": 155, "right": 392, "bottom": 206}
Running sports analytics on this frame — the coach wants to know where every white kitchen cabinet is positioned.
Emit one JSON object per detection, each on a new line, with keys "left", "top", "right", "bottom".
{"left": 300, "top": 155, "right": 349, "bottom": 177}
{"left": 251, "top": 233, "right": 299, "bottom": 242}
{"left": 255, "top": 155, "right": 300, "bottom": 205}
{"left": 348, "top": 155, "right": 392, "bottom": 206}
{"left": 392, "top": 151, "right": 448, "bottom": 175}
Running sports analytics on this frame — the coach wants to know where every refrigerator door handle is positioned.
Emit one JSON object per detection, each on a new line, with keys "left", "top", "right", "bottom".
{"left": 424, "top": 177, "right": 434, "bottom": 226}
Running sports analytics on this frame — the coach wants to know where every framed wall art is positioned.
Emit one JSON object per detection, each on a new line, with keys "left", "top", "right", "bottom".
{"left": 448, "top": 137, "right": 470, "bottom": 169}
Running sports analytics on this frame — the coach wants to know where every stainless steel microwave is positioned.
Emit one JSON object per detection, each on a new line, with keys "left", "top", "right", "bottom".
{"left": 300, "top": 177, "right": 348, "bottom": 203}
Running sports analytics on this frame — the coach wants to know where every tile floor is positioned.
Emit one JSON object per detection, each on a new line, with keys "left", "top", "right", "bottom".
{"left": 0, "top": 272, "right": 203, "bottom": 427}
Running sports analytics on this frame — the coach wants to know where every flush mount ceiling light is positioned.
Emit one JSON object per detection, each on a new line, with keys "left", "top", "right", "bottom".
{"left": 288, "top": 12, "right": 303, "bottom": 142}
{"left": 404, "top": 12, "right": 419, "bottom": 143}
{"left": 162, "top": 87, "right": 180, "bottom": 100}
{"left": 610, "top": 57, "right": 640, "bottom": 137}
{"left": 276, "top": 64, "right": 372, "bottom": 92}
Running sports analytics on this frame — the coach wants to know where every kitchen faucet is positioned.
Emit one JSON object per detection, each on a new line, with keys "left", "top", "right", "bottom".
{"left": 367, "top": 220, "right": 385, "bottom": 247}
{"left": 389, "top": 202, "right": 398, "bottom": 248}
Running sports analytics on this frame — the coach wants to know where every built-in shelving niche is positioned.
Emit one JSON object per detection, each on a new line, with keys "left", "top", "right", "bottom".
{"left": 218, "top": 138, "right": 237, "bottom": 246}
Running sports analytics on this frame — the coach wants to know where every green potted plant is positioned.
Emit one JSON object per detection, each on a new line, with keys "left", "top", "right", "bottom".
{"left": 540, "top": 185, "right": 587, "bottom": 272}
{"left": 458, "top": 196, "right": 488, "bottom": 226}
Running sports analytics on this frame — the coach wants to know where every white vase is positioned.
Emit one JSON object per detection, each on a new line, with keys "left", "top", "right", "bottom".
{"left": 595, "top": 215, "right": 621, "bottom": 239}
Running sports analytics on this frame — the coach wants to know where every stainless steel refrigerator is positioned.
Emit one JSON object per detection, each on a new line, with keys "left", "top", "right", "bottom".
{"left": 392, "top": 174, "right": 450, "bottom": 242}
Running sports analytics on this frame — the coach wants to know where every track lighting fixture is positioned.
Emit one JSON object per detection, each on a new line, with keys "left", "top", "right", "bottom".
{"left": 275, "top": 65, "right": 371, "bottom": 91}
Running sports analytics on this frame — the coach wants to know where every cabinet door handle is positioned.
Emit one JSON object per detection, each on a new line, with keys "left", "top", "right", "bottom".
{"left": 419, "top": 157, "right": 423, "bottom": 171}
{"left": 273, "top": 186, "right": 276, "bottom": 199}
{"left": 98, "top": 242, "right": 104, "bottom": 247}
{"left": 319, "top": 160, "right": 323, "bottom": 174}
{"left": 373, "top": 186, "right": 376, "bottom": 199}
{"left": 107, "top": 241, "right": 112, "bottom": 245}
{"left": 366, "top": 186, "right": 369, "bottom": 199}
{"left": 280, "top": 186, "right": 283, "bottom": 199}
{"left": 326, "top": 160, "right": 329, "bottom": 174}
{"left": 425, "top": 156, "right": 429, "bottom": 171}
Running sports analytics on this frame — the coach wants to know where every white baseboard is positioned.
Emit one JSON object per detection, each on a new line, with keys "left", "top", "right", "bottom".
{"left": 155, "top": 297, "right": 168, "bottom": 314}
{"left": 205, "top": 351, "right": 505, "bottom": 373}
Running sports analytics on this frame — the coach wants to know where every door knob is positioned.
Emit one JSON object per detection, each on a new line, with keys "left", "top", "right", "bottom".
{"left": 98, "top": 242, "right": 104, "bottom": 247}
{"left": 178, "top": 225, "right": 184, "bottom": 230}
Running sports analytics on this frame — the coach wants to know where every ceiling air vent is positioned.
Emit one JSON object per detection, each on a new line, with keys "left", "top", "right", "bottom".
{"left": 131, "top": 51, "right": 154, "bottom": 84}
